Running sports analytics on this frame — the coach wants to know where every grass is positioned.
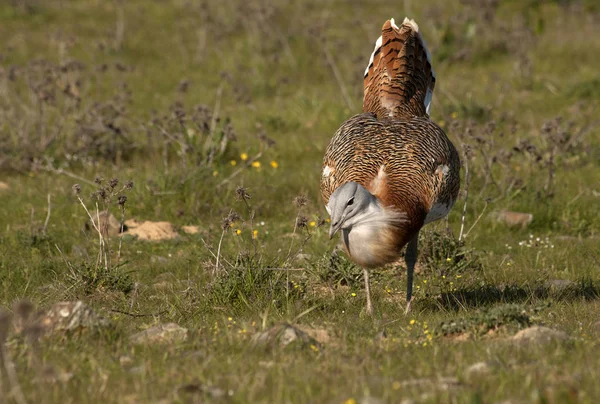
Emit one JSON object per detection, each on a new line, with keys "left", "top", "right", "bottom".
{"left": 1, "top": 0, "right": 599, "bottom": 402}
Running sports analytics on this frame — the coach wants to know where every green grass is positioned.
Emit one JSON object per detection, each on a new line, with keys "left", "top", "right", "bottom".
{"left": 1, "top": 0, "right": 599, "bottom": 402}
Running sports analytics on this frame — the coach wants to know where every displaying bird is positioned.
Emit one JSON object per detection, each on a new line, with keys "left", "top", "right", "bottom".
{"left": 320, "top": 17, "right": 460, "bottom": 315}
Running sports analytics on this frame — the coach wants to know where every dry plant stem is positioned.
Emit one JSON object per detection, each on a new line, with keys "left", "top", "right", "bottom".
{"left": 1, "top": 346, "right": 27, "bottom": 404}
{"left": 323, "top": 44, "right": 356, "bottom": 111}
{"left": 545, "top": 146, "right": 555, "bottom": 197}
{"left": 47, "top": 166, "right": 96, "bottom": 186}
{"left": 464, "top": 199, "right": 489, "bottom": 239}
{"left": 75, "top": 195, "right": 107, "bottom": 274}
{"left": 215, "top": 229, "right": 226, "bottom": 275}
{"left": 285, "top": 208, "right": 303, "bottom": 266}
{"left": 114, "top": 1, "right": 125, "bottom": 51}
{"left": 208, "top": 85, "right": 224, "bottom": 139}
{"left": 217, "top": 151, "right": 263, "bottom": 188}
{"left": 96, "top": 202, "right": 109, "bottom": 271}
{"left": 42, "top": 193, "right": 51, "bottom": 233}
{"left": 116, "top": 204, "right": 125, "bottom": 267}
{"left": 458, "top": 150, "right": 470, "bottom": 242}
{"left": 242, "top": 199, "right": 257, "bottom": 255}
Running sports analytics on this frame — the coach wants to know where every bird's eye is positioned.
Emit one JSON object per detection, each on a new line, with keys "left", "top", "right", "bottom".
{"left": 347, "top": 197, "right": 355, "bottom": 206}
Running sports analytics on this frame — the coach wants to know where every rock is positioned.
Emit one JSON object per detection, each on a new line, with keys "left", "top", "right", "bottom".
{"left": 119, "top": 355, "right": 134, "bottom": 367}
{"left": 544, "top": 279, "right": 576, "bottom": 291}
{"left": 178, "top": 382, "right": 230, "bottom": 399}
{"left": 150, "top": 255, "right": 168, "bottom": 264}
{"left": 251, "top": 323, "right": 321, "bottom": 349}
{"left": 181, "top": 225, "right": 200, "bottom": 235}
{"left": 130, "top": 323, "right": 188, "bottom": 344}
{"left": 125, "top": 221, "right": 178, "bottom": 241}
{"left": 86, "top": 211, "right": 125, "bottom": 237}
{"left": 0, "top": 181, "right": 9, "bottom": 191}
{"left": 492, "top": 211, "right": 533, "bottom": 228}
{"left": 360, "top": 396, "right": 384, "bottom": 404}
{"left": 464, "top": 362, "right": 493, "bottom": 380}
{"left": 511, "top": 326, "right": 568, "bottom": 344}
{"left": 374, "top": 329, "right": 387, "bottom": 341}
{"left": 295, "top": 253, "right": 312, "bottom": 262}
{"left": 399, "top": 377, "right": 460, "bottom": 391}
{"left": 38, "top": 301, "right": 110, "bottom": 333}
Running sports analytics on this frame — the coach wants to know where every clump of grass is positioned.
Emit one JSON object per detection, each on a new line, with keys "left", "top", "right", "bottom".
{"left": 419, "top": 229, "right": 482, "bottom": 278}
{"left": 309, "top": 250, "right": 363, "bottom": 289}
{"left": 61, "top": 177, "right": 134, "bottom": 295}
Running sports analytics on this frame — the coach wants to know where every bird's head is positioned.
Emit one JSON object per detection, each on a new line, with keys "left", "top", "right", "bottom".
{"left": 326, "top": 182, "right": 376, "bottom": 239}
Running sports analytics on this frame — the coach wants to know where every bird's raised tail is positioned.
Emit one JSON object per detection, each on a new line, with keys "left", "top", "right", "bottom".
{"left": 363, "top": 18, "right": 436, "bottom": 120}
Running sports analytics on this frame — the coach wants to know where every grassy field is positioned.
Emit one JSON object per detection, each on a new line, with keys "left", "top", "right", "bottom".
{"left": 1, "top": 0, "right": 599, "bottom": 402}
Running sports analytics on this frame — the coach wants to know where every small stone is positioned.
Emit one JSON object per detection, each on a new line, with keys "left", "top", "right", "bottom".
{"left": 130, "top": 323, "right": 188, "bottom": 344}
{"left": 295, "top": 253, "right": 312, "bottom": 262}
{"left": 544, "top": 279, "right": 576, "bottom": 290}
{"left": 511, "top": 326, "right": 568, "bottom": 344}
{"left": 374, "top": 329, "right": 387, "bottom": 341}
{"left": 492, "top": 211, "right": 533, "bottom": 228}
{"left": 178, "top": 382, "right": 228, "bottom": 398}
{"left": 251, "top": 323, "right": 321, "bottom": 349}
{"left": 150, "top": 255, "right": 168, "bottom": 264}
{"left": 125, "top": 221, "right": 178, "bottom": 241}
{"left": 39, "top": 301, "right": 109, "bottom": 333}
{"left": 464, "top": 362, "right": 493, "bottom": 380}
{"left": 119, "top": 356, "right": 134, "bottom": 367}
{"left": 360, "top": 396, "right": 384, "bottom": 404}
{"left": 152, "top": 281, "right": 173, "bottom": 291}
{"left": 181, "top": 225, "right": 200, "bottom": 235}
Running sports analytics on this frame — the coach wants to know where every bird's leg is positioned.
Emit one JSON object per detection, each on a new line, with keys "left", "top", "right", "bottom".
{"left": 363, "top": 268, "right": 373, "bottom": 316}
{"left": 404, "top": 231, "right": 419, "bottom": 314}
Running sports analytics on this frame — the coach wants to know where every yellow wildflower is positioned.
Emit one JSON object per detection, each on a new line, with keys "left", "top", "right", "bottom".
{"left": 251, "top": 161, "right": 261, "bottom": 168}
{"left": 344, "top": 399, "right": 356, "bottom": 404}
{"left": 270, "top": 160, "right": 278, "bottom": 168}
{"left": 235, "top": 229, "right": 241, "bottom": 235}
{"left": 451, "top": 111, "right": 458, "bottom": 119}
{"left": 409, "top": 319, "right": 416, "bottom": 325}
{"left": 309, "top": 221, "right": 316, "bottom": 227}
{"left": 392, "top": 381, "right": 401, "bottom": 390}
{"left": 230, "top": 160, "right": 237, "bottom": 166}
{"left": 252, "top": 230, "right": 258, "bottom": 239}
{"left": 446, "top": 257, "right": 452, "bottom": 262}
{"left": 351, "top": 292, "right": 357, "bottom": 297}
{"left": 240, "top": 153, "right": 248, "bottom": 161}
{"left": 212, "top": 170, "right": 218, "bottom": 177}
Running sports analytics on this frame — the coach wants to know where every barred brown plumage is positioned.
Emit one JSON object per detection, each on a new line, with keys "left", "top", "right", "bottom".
{"left": 321, "top": 18, "right": 460, "bottom": 315}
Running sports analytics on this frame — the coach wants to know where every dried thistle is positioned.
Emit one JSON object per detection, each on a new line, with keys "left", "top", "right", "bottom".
{"left": 296, "top": 215, "right": 308, "bottom": 228}
{"left": 72, "top": 183, "right": 81, "bottom": 194}
{"left": 0, "top": 310, "right": 11, "bottom": 343}
{"left": 94, "top": 176, "right": 104, "bottom": 185}
{"left": 13, "top": 300, "right": 34, "bottom": 322}
{"left": 235, "top": 186, "right": 251, "bottom": 201}
{"left": 118, "top": 195, "right": 127, "bottom": 206}
{"left": 221, "top": 211, "right": 241, "bottom": 230}
{"left": 125, "top": 180, "right": 134, "bottom": 190}
{"left": 294, "top": 195, "right": 307, "bottom": 208}
{"left": 109, "top": 178, "right": 119, "bottom": 189}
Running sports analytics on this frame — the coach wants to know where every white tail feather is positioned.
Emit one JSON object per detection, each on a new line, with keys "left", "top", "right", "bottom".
{"left": 363, "top": 17, "right": 436, "bottom": 115}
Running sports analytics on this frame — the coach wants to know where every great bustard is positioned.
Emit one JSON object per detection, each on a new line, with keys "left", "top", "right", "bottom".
{"left": 320, "top": 18, "right": 460, "bottom": 315}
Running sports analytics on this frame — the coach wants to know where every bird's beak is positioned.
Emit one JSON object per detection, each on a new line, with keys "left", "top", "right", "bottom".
{"left": 329, "top": 221, "right": 342, "bottom": 239}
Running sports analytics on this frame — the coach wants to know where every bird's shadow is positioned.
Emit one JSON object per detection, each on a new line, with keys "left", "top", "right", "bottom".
{"left": 417, "top": 278, "right": 600, "bottom": 312}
